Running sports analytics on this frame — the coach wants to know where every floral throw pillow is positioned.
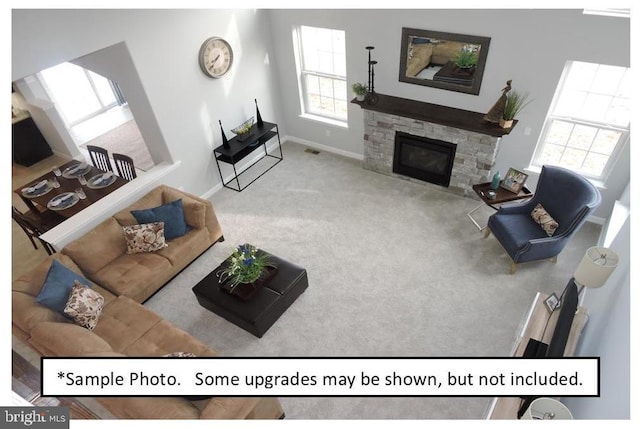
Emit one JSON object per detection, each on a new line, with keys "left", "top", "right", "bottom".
{"left": 123, "top": 222, "right": 168, "bottom": 254}
{"left": 531, "top": 203, "right": 559, "bottom": 236}
{"left": 64, "top": 281, "right": 105, "bottom": 331}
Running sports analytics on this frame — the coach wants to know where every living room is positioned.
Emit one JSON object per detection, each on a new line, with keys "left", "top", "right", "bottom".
{"left": 9, "top": 7, "right": 631, "bottom": 424}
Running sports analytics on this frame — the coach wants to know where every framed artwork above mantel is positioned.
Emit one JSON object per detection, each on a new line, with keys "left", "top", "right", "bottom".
{"left": 398, "top": 27, "right": 491, "bottom": 95}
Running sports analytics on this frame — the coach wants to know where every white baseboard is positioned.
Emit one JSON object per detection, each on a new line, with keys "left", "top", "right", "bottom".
{"left": 283, "top": 135, "right": 364, "bottom": 161}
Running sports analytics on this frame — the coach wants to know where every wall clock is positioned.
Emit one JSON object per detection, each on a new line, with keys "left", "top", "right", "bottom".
{"left": 198, "top": 37, "right": 233, "bottom": 78}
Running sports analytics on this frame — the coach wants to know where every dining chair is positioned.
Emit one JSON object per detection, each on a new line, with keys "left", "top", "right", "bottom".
{"left": 86, "top": 145, "right": 113, "bottom": 172}
{"left": 113, "top": 153, "right": 137, "bottom": 181}
{"left": 11, "top": 206, "right": 64, "bottom": 255}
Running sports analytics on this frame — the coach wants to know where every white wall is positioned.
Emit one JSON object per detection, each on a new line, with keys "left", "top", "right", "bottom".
{"left": 267, "top": 9, "right": 630, "bottom": 219}
{"left": 563, "top": 216, "right": 630, "bottom": 419}
{"left": 12, "top": 9, "right": 284, "bottom": 197}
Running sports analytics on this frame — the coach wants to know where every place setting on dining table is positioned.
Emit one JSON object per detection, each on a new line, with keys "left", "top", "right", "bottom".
{"left": 16, "top": 160, "right": 128, "bottom": 219}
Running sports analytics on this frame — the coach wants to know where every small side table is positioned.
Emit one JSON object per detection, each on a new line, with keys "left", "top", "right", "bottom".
{"left": 467, "top": 182, "right": 532, "bottom": 230}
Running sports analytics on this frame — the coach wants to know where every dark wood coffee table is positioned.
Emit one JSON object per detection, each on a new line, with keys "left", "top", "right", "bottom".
{"left": 192, "top": 247, "right": 308, "bottom": 338}
{"left": 467, "top": 181, "right": 532, "bottom": 230}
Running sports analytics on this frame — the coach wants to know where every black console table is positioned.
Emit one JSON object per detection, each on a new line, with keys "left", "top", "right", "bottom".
{"left": 213, "top": 121, "right": 283, "bottom": 192}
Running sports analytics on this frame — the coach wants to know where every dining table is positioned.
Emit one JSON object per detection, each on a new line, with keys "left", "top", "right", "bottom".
{"left": 14, "top": 160, "right": 128, "bottom": 219}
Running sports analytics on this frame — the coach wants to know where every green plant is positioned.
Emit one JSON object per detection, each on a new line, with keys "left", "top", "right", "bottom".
{"left": 351, "top": 82, "right": 368, "bottom": 96}
{"left": 454, "top": 50, "right": 477, "bottom": 68}
{"left": 503, "top": 91, "right": 533, "bottom": 120}
{"left": 220, "top": 244, "right": 274, "bottom": 288}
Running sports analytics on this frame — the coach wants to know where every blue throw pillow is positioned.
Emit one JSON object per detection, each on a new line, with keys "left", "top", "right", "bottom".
{"left": 36, "top": 259, "right": 92, "bottom": 317}
{"left": 130, "top": 199, "right": 187, "bottom": 240}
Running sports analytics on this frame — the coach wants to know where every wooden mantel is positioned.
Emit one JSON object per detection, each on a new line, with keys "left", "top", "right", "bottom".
{"left": 352, "top": 93, "right": 517, "bottom": 138}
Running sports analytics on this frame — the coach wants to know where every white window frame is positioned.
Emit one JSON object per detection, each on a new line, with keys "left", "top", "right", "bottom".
{"left": 292, "top": 25, "right": 348, "bottom": 127}
{"left": 530, "top": 61, "right": 630, "bottom": 181}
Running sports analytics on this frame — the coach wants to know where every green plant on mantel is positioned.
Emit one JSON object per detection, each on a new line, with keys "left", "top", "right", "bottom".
{"left": 503, "top": 91, "right": 532, "bottom": 120}
{"left": 351, "top": 82, "right": 368, "bottom": 96}
{"left": 454, "top": 50, "right": 477, "bottom": 69}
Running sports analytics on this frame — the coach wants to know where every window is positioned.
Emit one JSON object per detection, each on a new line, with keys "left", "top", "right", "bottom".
{"left": 531, "top": 61, "right": 630, "bottom": 180}
{"left": 39, "top": 62, "right": 120, "bottom": 126}
{"left": 294, "top": 25, "right": 347, "bottom": 124}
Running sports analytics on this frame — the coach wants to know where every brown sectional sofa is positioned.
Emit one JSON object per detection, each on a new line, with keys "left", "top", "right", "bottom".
{"left": 12, "top": 185, "right": 284, "bottom": 420}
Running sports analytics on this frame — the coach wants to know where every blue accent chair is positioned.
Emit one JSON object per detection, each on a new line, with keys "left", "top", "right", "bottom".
{"left": 486, "top": 165, "right": 601, "bottom": 273}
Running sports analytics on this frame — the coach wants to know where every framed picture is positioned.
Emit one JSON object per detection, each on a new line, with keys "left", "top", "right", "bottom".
{"left": 500, "top": 167, "right": 528, "bottom": 194}
{"left": 544, "top": 292, "right": 560, "bottom": 313}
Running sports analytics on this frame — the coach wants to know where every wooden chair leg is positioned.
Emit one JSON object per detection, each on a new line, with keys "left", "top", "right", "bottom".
{"left": 484, "top": 228, "right": 491, "bottom": 238}
{"left": 510, "top": 262, "right": 517, "bottom": 274}
{"left": 551, "top": 255, "right": 558, "bottom": 263}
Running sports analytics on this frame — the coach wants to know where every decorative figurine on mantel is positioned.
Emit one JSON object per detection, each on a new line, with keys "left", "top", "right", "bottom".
{"left": 484, "top": 79, "right": 512, "bottom": 123}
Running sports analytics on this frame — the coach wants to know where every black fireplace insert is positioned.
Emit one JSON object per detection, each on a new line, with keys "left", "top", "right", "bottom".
{"left": 393, "top": 131, "right": 456, "bottom": 187}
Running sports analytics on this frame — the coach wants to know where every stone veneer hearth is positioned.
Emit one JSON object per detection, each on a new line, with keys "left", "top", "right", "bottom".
{"left": 355, "top": 94, "right": 516, "bottom": 197}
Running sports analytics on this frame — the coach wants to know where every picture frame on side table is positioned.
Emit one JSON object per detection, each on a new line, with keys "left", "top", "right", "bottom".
{"left": 544, "top": 292, "right": 560, "bottom": 313}
{"left": 500, "top": 167, "right": 528, "bottom": 194}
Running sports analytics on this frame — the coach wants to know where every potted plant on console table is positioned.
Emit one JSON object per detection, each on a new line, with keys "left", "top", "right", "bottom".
{"left": 501, "top": 90, "right": 532, "bottom": 129}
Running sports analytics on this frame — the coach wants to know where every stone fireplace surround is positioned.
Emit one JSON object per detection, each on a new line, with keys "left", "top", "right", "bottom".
{"left": 354, "top": 93, "right": 516, "bottom": 197}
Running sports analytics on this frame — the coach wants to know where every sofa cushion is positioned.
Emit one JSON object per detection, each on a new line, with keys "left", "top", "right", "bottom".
{"left": 122, "top": 319, "right": 217, "bottom": 357}
{"left": 93, "top": 296, "right": 162, "bottom": 353}
{"left": 156, "top": 226, "right": 211, "bottom": 268}
{"left": 64, "top": 281, "right": 105, "bottom": 331}
{"left": 62, "top": 217, "right": 127, "bottom": 275}
{"left": 123, "top": 222, "right": 168, "bottom": 254}
{"left": 12, "top": 291, "right": 70, "bottom": 335}
{"left": 91, "top": 252, "right": 174, "bottom": 303}
{"left": 36, "top": 259, "right": 92, "bottom": 316}
{"left": 29, "top": 322, "right": 113, "bottom": 356}
{"left": 131, "top": 199, "right": 188, "bottom": 240}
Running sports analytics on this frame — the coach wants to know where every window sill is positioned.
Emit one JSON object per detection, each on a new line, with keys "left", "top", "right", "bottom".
{"left": 299, "top": 113, "right": 348, "bottom": 129}
{"left": 525, "top": 165, "right": 607, "bottom": 190}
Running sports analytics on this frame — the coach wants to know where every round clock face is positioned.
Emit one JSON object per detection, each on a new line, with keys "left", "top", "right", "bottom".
{"left": 199, "top": 37, "right": 233, "bottom": 78}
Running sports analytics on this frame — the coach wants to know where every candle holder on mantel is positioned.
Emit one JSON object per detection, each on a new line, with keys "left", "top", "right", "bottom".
{"left": 365, "top": 46, "right": 379, "bottom": 105}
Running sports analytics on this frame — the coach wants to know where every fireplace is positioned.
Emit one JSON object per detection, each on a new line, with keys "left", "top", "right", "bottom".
{"left": 356, "top": 93, "right": 510, "bottom": 197}
{"left": 393, "top": 131, "right": 456, "bottom": 187}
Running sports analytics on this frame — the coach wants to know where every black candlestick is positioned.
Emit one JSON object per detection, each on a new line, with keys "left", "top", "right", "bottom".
{"left": 219, "top": 120, "right": 230, "bottom": 149}
{"left": 365, "top": 46, "right": 374, "bottom": 93}
{"left": 366, "top": 60, "right": 379, "bottom": 105}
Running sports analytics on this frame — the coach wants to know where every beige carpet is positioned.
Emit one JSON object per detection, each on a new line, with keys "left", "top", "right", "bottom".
{"left": 144, "top": 141, "right": 602, "bottom": 419}
{"left": 80, "top": 120, "right": 154, "bottom": 171}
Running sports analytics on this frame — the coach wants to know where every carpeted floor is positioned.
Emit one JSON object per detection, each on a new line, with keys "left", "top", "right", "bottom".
{"left": 144, "top": 141, "right": 601, "bottom": 419}
{"left": 80, "top": 120, "right": 154, "bottom": 171}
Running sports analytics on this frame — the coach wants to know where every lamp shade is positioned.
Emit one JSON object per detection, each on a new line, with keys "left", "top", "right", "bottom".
{"left": 574, "top": 246, "right": 619, "bottom": 289}
{"left": 522, "top": 397, "right": 573, "bottom": 419}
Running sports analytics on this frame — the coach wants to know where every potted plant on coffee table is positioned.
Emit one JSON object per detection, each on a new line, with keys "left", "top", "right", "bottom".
{"left": 501, "top": 90, "right": 532, "bottom": 128}
{"left": 351, "top": 82, "right": 368, "bottom": 101}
